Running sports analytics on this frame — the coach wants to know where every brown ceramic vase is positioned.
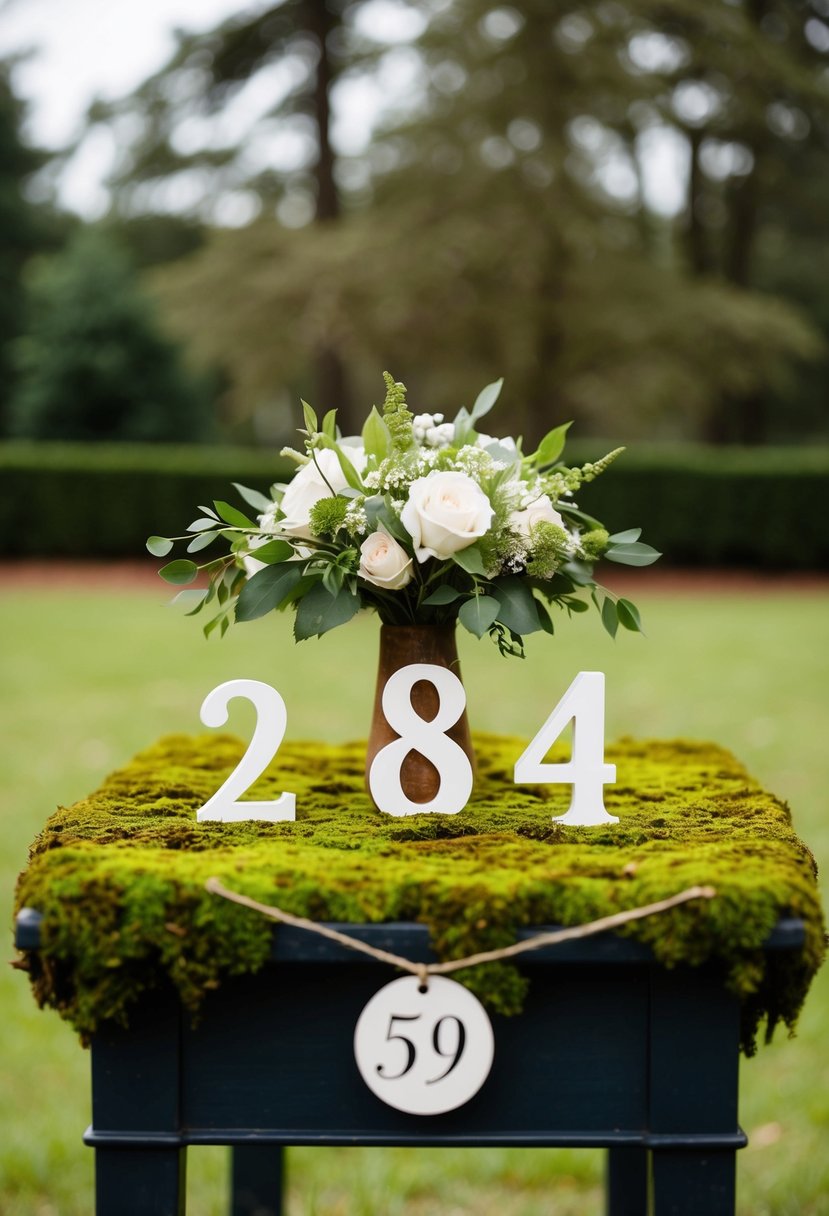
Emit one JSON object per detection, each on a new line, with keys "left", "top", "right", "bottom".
{"left": 365, "top": 624, "right": 475, "bottom": 807}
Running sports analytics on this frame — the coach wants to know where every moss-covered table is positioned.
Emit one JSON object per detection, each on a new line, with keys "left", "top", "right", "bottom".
{"left": 14, "top": 734, "right": 825, "bottom": 1216}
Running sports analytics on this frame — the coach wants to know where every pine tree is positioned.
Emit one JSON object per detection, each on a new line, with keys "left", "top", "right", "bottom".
{"left": 9, "top": 229, "right": 214, "bottom": 443}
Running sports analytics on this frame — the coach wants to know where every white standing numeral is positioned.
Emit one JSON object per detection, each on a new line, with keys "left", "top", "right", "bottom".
{"left": 197, "top": 679, "right": 296, "bottom": 822}
{"left": 514, "top": 671, "right": 617, "bottom": 826}
{"left": 369, "top": 663, "right": 473, "bottom": 817}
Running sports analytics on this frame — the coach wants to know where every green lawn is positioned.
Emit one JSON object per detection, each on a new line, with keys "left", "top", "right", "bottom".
{"left": 1, "top": 581, "right": 827, "bottom": 1215}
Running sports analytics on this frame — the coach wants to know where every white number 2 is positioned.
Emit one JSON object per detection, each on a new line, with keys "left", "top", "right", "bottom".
{"left": 197, "top": 679, "right": 296, "bottom": 822}
{"left": 514, "top": 672, "right": 617, "bottom": 826}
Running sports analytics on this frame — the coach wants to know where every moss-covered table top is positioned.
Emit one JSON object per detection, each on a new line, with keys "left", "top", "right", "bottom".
{"left": 14, "top": 732, "right": 825, "bottom": 1053}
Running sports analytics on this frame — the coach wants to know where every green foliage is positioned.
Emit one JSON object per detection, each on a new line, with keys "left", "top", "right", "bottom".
{"left": 380, "top": 372, "right": 415, "bottom": 452}
{"left": 0, "top": 440, "right": 295, "bottom": 557}
{"left": 8, "top": 228, "right": 215, "bottom": 442}
{"left": 309, "top": 495, "right": 349, "bottom": 538}
{"left": 14, "top": 733, "right": 824, "bottom": 1053}
{"left": 0, "top": 63, "right": 45, "bottom": 432}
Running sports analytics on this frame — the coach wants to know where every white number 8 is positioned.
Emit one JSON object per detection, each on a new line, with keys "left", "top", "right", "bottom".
{"left": 368, "top": 663, "right": 473, "bottom": 817}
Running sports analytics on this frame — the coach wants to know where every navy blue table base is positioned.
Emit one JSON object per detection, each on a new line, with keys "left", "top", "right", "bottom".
{"left": 18, "top": 914, "right": 805, "bottom": 1216}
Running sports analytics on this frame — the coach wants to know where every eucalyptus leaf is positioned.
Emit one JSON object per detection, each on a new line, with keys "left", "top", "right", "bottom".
{"left": 146, "top": 535, "right": 173, "bottom": 557}
{"left": 451, "top": 545, "right": 487, "bottom": 576}
{"left": 491, "top": 577, "right": 543, "bottom": 635}
{"left": 608, "top": 528, "right": 642, "bottom": 545}
{"left": 536, "top": 600, "right": 555, "bottom": 635}
{"left": 187, "top": 517, "right": 220, "bottom": 533}
{"left": 470, "top": 378, "right": 504, "bottom": 425}
{"left": 601, "top": 596, "right": 619, "bottom": 638}
{"left": 617, "top": 598, "right": 643, "bottom": 632}
{"left": 187, "top": 531, "right": 219, "bottom": 553}
{"left": 458, "top": 594, "right": 500, "bottom": 638}
{"left": 248, "top": 538, "right": 294, "bottom": 564}
{"left": 232, "top": 483, "right": 273, "bottom": 513}
{"left": 235, "top": 564, "right": 301, "bottom": 622}
{"left": 214, "top": 500, "right": 256, "bottom": 529}
{"left": 172, "top": 589, "right": 208, "bottom": 616}
{"left": 159, "top": 559, "right": 198, "bottom": 585}
{"left": 605, "top": 542, "right": 662, "bottom": 567}
{"left": 422, "top": 585, "right": 462, "bottom": 606}
{"left": 294, "top": 582, "right": 360, "bottom": 640}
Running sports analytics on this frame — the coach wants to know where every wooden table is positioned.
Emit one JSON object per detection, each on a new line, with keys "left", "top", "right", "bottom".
{"left": 15, "top": 906, "right": 805, "bottom": 1216}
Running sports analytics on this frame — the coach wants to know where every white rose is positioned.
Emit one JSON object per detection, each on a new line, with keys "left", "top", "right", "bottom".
{"left": 358, "top": 531, "right": 414, "bottom": 590}
{"left": 279, "top": 447, "right": 364, "bottom": 540}
{"left": 509, "top": 494, "right": 564, "bottom": 539}
{"left": 400, "top": 470, "right": 495, "bottom": 562}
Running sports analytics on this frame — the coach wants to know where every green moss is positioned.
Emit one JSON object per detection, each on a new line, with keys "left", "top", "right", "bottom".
{"left": 14, "top": 734, "right": 824, "bottom": 1052}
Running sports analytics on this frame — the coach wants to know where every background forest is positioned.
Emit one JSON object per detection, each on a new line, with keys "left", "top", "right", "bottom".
{"left": 1, "top": 0, "right": 828, "bottom": 451}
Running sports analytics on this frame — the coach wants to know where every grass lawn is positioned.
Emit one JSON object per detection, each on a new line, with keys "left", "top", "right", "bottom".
{"left": 1, "top": 579, "right": 827, "bottom": 1215}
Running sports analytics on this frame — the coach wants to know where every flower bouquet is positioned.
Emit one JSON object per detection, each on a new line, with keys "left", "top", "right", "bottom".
{"left": 149, "top": 373, "right": 659, "bottom": 799}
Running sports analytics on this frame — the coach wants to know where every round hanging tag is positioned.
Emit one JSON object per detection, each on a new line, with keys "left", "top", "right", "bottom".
{"left": 353, "top": 974, "right": 494, "bottom": 1116}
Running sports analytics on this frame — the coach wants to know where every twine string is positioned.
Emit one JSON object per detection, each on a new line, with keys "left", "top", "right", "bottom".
{"left": 205, "top": 877, "right": 716, "bottom": 984}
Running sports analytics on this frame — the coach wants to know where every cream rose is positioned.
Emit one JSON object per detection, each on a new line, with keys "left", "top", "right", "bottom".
{"left": 509, "top": 494, "right": 564, "bottom": 539}
{"left": 279, "top": 447, "right": 364, "bottom": 540}
{"left": 358, "top": 531, "right": 414, "bottom": 590}
{"left": 400, "top": 470, "right": 494, "bottom": 562}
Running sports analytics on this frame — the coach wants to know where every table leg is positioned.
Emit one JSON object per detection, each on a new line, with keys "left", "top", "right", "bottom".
{"left": 606, "top": 1145, "right": 649, "bottom": 1216}
{"left": 95, "top": 1146, "right": 186, "bottom": 1216}
{"left": 231, "top": 1145, "right": 284, "bottom": 1216}
{"left": 651, "top": 1149, "right": 735, "bottom": 1216}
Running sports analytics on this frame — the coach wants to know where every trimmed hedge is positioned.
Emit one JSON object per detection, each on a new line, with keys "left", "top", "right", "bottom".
{"left": 0, "top": 440, "right": 827, "bottom": 568}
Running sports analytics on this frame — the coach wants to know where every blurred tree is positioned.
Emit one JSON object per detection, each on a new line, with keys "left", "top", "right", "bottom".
{"left": 0, "top": 60, "right": 47, "bottom": 434}
{"left": 82, "top": 0, "right": 387, "bottom": 427}
{"left": 9, "top": 229, "right": 215, "bottom": 443}
{"left": 150, "top": 0, "right": 823, "bottom": 444}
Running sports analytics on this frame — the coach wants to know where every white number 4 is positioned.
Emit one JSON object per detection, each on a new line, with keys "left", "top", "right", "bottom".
{"left": 514, "top": 672, "right": 618, "bottom": 826}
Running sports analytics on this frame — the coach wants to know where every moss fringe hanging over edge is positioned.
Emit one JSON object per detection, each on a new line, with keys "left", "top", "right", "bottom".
{"left": 13, "top": 732, "right": 825, "bottom": 1053}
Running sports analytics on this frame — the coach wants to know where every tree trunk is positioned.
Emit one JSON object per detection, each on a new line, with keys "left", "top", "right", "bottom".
{"left": 686, "top": 127, "right": 710, "bottom": 276}
{"left": 305, "top": 0, "right": 354, "bottom": 427}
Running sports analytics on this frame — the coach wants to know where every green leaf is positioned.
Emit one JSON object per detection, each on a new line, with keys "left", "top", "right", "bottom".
{"left": 159, "top": 559, "right": 198, "bottom": 585}
{"left": 536, "top": 600, "right": 555, "bottom": 635}
{"left": 565, "top": 596, "right": 590, "bottom": 613}
{"left": 617, "top": 598, "right": 643, "bottom": 632}
{"left": 302, "top": 399, "right": 318, "bottom": 434}
{"left": 235, "top": 564, "right": 302, "bottom": 622}
{"left": 364, "top": 497, "right": 409, "bottom": 543}
{"left": 146, "top": 535, "right": 173, "bottom": 557}
{"left": 451, "top": 545, "right": 487, "bottom": 576}
{"left": 605, "top": 543, "right": 662, "bottom": 567}
{"left": 187, "top": 531, "right": 219, "bottom": 554}
{"left": 458, "top": 594, "right": 500, "bottom": 638}
{"left": 172, "top": 589, "right": 208, "bottom": 615}
{"left": 294, "top": 582, "right": 360, "bottom": 640}
{"left": 322, "top": 563, "right": 345, "bottom": 596}
{"left": 556, "top": 502, "right": 605, "bottom": 530}
{"left": 232, "top": 482, "right": 273, "bottom": 513}
{"left": 422, "top": 585, "right": 462, "bottom": 606}
{"left": 470, "top": 378, "right": 504, "bottom": 425}
{"left": 198, "top": 505, "right": 220, "bottom": 520}
{"left": 452, "top": 405, "right": 472, "bottom": 444}
{"left": 187, "top": 517, "right": 219, "bottom": 533}
{"left": 536, "top": 422, "right": 572, "bottom": 467}
{"left": 321, "top": 408, "right": 337, "bottom": 439}
{"left": 248, "top": 538, "right": 294, "bottom": 564}
{"left": 214, "top": 500, "right": 256, "bottom": 529}
{"left": 361, "top": 405, "right": 391, "bottom": 462}
{"left": 491, "top": 577, "right": 543, "bottom": 635}
{"left": 601, "top": 596, "right": 619, "bottom": 638}
{"left": 608, "top": 528, "right": 642, "bottom": 545}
